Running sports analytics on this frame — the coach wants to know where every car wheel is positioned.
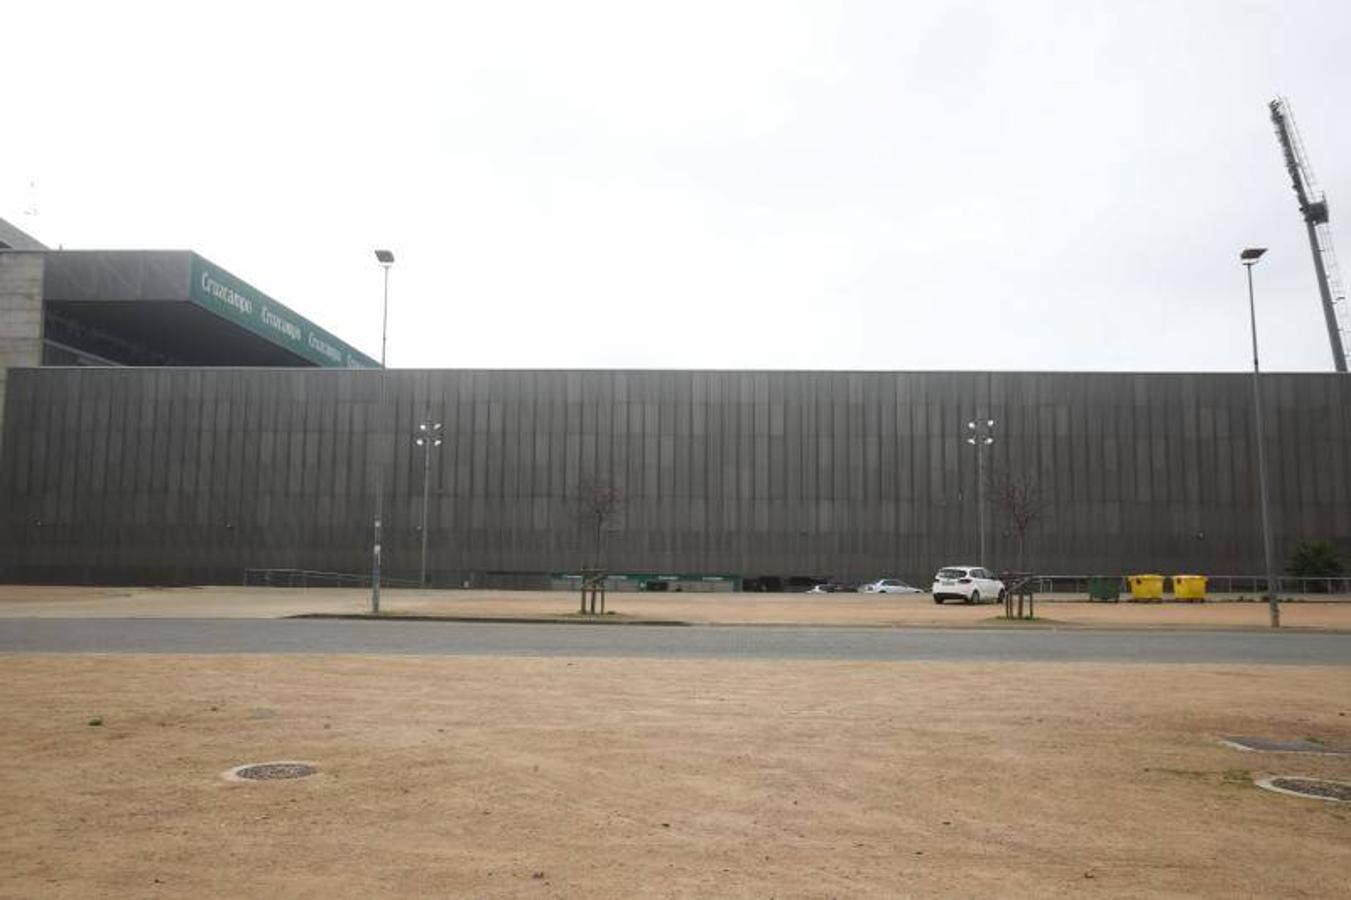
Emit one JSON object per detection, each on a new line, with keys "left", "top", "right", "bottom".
{"left": 997, "top": 589, "right": 1006, "bottom": 604}
{"left": 969, "top": 591, "right": 980, "bottom": 604}
{"left": 933, "top": 596, "right": 943, "bottom": 604}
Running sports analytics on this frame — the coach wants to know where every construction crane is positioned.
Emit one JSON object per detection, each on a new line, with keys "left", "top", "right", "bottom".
{"left": 1268, "top": 97, "right": 1349, "bottom": 373}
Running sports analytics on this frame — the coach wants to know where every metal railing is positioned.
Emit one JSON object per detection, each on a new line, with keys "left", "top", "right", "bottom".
{"left": 243, "top": 568, "right": 419, "bottom": 589}
{"left": 1023, "top": 574, "right": 1351, "bottom": 597}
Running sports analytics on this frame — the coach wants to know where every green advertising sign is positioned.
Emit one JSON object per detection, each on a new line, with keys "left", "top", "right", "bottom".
{"left": 188, "top": 255, "right": 379, "bottom": 369}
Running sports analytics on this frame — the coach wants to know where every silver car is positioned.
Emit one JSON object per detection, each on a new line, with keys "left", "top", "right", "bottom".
{"left": 860, "top": 578, "right": 923, "bottom": 594}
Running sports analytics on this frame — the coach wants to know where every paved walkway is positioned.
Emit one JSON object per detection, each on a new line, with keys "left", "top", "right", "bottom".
{"left": 0, "top": 585, "right": 1348, "bottom": 630}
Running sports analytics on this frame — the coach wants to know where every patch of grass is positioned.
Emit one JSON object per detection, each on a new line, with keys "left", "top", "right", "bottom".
{"left": 987, "top": 615, "right": 1061, "bottom": 624}
{"left": 1149, "top": 767, "right": 1255, "bottom": 790}
{"left": 87, "top": 717, "right": 103, "bottom": 727}
{"left": 1147, "top": 767, "right": 1209, "bottom": 779}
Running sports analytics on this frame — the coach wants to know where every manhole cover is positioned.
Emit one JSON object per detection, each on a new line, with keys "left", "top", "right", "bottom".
{"left": 224, "top": 761, "right": 316, "bottom": 782}
{"left": 1256, "top": 776, "right": 1351, "bottom": 803}
{"left": 1221, "top": 736, "right": 1351, "bottom": 755}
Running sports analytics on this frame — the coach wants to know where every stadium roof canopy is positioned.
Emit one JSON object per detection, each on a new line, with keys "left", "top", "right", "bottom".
{"left": 40, "top": 250, "right": 378, "bottom": 368}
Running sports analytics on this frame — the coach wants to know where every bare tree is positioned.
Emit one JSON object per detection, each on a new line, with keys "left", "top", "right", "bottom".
{"left": 991, "top": 470, "right": 1047, "bottom": 573}
{"left": 576, "top": 476, "right": 623, "bottom": 614}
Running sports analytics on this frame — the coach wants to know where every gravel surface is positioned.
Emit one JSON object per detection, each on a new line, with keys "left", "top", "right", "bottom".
{"left": 3, "top": 585, "right": 1351, "bottom": 631}
{"left": 2, "top": 656, "right": 1348, "bottom": 898}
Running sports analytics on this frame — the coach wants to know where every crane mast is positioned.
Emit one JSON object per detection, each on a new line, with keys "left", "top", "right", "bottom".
{"left": 1268, "top": 97, "right": 1349, "bottom": 373}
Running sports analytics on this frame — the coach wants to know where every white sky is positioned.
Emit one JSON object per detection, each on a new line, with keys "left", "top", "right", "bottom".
{"left": 3, "top": 1, "right": 1349, "bottom": 372}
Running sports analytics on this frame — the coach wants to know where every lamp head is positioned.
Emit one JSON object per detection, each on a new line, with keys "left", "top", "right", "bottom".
{"left": 374, "top": 249, "right": 395, "bottom": 265}
{"left": 1240, "top": 247, "right": 1267, "bottom": 263}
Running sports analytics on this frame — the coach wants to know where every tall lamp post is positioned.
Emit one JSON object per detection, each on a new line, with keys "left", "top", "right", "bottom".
{"left": 1241, "top": 247, "right": 1281, "bottom": 628}
{"left": 966, "top": 418, "right": 995, "bottom": 566}
{"left": 415, "top": 419, "right": 443, "bottom": 589}
{"left": 370, "top": 249, "right": 395, "bottom": 613}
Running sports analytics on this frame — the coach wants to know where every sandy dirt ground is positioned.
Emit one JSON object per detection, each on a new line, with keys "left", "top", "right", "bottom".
{"left": 1, "top": 584, "right": 1350, "bottom": 630}
{"left": 0, "top": 655, "right": 1348, "bottom": 898}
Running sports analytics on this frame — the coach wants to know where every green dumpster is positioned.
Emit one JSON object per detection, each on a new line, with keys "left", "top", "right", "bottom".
{"left": 1088, "top": 576, "right": 1120, "bottom": 602}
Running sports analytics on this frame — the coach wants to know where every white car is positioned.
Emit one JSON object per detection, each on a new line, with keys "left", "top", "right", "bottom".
{"left": 860, "top": 578, "right": 923, "bottom": 595}
{"left": 931, "top": 566, "right": 1005, "bottom": 604}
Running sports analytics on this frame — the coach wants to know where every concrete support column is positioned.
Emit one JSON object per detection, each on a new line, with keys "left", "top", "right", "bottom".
{"left": 0, "top": 251, "right": 46, "bottom": 445}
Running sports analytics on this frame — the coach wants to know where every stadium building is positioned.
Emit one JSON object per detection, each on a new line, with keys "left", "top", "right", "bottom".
{"left": 2, "top": 219, "right": 1348, "bottom": 587}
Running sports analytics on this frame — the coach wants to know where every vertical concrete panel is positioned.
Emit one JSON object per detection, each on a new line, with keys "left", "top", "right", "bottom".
{"left": 0, "top": 253, "right": 45, "bottom": 446}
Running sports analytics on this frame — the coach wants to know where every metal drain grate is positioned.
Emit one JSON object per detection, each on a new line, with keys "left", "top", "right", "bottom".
{"left": 224, "top": 761, "right": 316, "bottom": 782}
{"left": 1256, "top": 776, "right": 1351, "bottom": 803}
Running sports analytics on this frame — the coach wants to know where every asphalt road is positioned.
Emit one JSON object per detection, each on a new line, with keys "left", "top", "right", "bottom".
{"left": 1, "top": 618, "right": 1349, "bottom": 664}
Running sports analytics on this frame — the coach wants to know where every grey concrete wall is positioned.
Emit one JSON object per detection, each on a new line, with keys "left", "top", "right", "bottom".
{"left": 0, "top": 252, "right": 45, "bottom": 442}
{"left": 1, "top": 367, "right": 1348, "bottom": 585}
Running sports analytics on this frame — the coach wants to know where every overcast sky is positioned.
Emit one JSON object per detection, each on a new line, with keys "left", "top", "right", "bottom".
{"left": 3, "top": 1, "right": 1348, "bottom": 372}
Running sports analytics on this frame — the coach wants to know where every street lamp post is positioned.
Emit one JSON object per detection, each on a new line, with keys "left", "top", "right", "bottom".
{"left": 1241, "top": 247, "right": 1281, "bottom": 628}
{"left": 966, "top": 418, "right": 995, "bottom": 566}
{"left": 415, "top": 419, "right": 444, "bottom": 589}
{"left": 370, "top": 249, "right": 395, "bottom": 613}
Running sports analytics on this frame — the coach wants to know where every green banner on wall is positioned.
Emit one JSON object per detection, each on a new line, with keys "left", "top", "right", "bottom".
{"left": 188, "top": 255, "right": 379, "bottom": 369}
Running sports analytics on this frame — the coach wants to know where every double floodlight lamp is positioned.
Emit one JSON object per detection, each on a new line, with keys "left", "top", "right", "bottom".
{"left": 415, "top": 422, "right": 444, "bottom": 448}
{"left": 966, "top": 418, "right": 995, "bottom": 446}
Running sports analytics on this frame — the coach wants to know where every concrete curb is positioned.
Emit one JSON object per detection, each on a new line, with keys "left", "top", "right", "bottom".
{"left": 283, "top": 613, "right": 1350, "bottom": 634}
{"left": 288, "top": 613, "right": 692, "bottom": 627}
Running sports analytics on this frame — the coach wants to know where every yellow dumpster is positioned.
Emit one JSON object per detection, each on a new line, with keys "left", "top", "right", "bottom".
{"left": 1173, "top": 574, "right": 1207, "bottom": 601}
{"left": 1127, "top": 574, "right": 1164, "bottom": 601}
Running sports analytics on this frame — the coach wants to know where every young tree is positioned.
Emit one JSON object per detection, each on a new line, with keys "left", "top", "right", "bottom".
{"left": 991, "top": 469, "right": 1047, "bottom": 574}
{"left": 576, "top": 476, "right": 623, "bottom": 613}
{"left": 1287, "top": 540, "right": 1344, "bottom": 592}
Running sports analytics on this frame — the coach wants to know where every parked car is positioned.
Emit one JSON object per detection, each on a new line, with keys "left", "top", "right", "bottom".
{"left": 860, "top": 578, "right": 923, "bottom": 594}
{"left": 931, "top": 566, "right": 1005, "bottom": 604}
{"left": 806, "top": 580, "right": 858, "bottom": 594}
